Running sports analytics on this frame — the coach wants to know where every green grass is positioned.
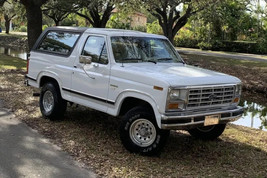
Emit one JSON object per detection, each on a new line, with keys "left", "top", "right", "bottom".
{"left": 0, "top": 32, "right": 27, "bottom": 38}
{"left": 0, "top": 54, "right": 27, "bottom": 70}
{"left": 182, "top": 54, "right": 267, "bottom": 68}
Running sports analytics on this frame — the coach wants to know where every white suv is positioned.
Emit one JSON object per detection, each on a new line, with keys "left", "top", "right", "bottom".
{"left": 25, "top": 27, "right": 243, "bottom": 155}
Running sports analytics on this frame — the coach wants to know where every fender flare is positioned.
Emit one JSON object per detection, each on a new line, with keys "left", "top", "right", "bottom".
{"left": 37, "top": 71, "right": 63, "bottom": 93}
{"left": 114, "top": 90, "right": 162, "bottom": 128}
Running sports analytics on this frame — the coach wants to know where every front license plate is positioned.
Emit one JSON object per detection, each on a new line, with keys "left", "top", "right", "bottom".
{"left": 204, "top": 115, "right": 220, "bottom": 126}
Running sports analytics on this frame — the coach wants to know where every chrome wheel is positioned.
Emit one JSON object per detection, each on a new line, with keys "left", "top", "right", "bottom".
{"left": 42, "top": 90, "right": 54, "bottom": 113}
{"left": 129, "top": 119, "right": 156, "bottom": 147}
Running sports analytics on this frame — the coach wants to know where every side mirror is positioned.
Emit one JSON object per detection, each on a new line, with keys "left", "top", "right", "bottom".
{"left": 79, "top": 55, "right": 92, "bottom": 65}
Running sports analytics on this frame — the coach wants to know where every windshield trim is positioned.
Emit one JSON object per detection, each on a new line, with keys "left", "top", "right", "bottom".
{"left": 110, "top": 36, "right": 185, "bottom": 64}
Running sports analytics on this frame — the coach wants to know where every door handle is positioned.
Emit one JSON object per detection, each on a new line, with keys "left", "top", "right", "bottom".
{"left": 74, "top": 64, "right": 83, "bottom": 69}
{"left": 93, "top": 63, "right": 99, "bottom": 68}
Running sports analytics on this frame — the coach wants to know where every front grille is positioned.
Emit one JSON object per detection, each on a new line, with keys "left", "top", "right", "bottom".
{"left": 187, "top": 86, "right": 235, "bottom": 109}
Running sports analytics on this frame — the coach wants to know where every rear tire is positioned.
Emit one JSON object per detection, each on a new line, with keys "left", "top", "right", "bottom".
{"left": 188, "top": 124, "right": 226, "bottom": 140}
{"left": 120, "top": 106, "right": 169, "bottom": 156}
{"left": 40, "top": 82, "right": 67, "bottom": 120}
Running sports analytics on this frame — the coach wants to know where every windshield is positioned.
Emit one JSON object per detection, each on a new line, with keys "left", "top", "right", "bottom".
{"left": 111, "top": 36, "right": 183, "bottom": 64}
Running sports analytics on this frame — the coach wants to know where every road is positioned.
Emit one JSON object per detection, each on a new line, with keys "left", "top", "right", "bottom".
{"left": 176, "top": 47, "right": 267, "bottom": 63}
{"left": 0, "top": 100, "right": 95, "bottom": 178}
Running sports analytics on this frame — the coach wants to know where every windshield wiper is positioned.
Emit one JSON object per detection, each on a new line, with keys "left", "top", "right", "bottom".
{"left": 156, "top": 58, "right": 173, "bottom": 61}
{"left": 120, "top": 58, "right": 143, "bottom": 63}
{"left": 147, "top": 60, "right": 157, "bottom": 64}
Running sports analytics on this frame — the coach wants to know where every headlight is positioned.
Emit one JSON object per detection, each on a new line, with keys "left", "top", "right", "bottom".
{"left": 169, "top": 90, "right": 180, "bottom": 100}
{"left": 166, "top": 88, "right": 187, "bottom": 111}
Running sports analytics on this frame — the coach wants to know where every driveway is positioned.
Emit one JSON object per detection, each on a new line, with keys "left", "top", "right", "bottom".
{"left": 0, "top": 101, "right": 95, "bottom": 178}
{"left": 176, "top": 47, "right": 267, "bottom": 63}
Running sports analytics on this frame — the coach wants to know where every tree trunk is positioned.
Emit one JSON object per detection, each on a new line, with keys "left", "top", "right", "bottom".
{"left": 4, "top": 15, "right": 10, "bottom": 34}
{"left": 55, "top": 20, "right": 60, "bottom": 26}
{"left": 25, "top": 3, "right": 43, "bottom": 50}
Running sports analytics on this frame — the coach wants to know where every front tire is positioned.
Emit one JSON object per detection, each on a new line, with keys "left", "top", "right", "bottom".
{"left": 120, "top": 106, "right": 169, "bottom": 156}
{"left": 40, "top": 82, "right": 67, "bottom": 120}
{"left": 188, "top": 124, "right": 226, "bottom": 140}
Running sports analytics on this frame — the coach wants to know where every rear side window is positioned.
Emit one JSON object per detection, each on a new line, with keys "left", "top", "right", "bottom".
{"left": 37, "top": 31, "right": 80, "bottom": 55}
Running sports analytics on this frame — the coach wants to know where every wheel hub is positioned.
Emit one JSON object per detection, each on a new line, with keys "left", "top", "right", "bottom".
{"left": 43, "top": 90, "right": 54, "bottom": 113}
{"left": 129, "top": 119, "right": 156, "bottom": 147}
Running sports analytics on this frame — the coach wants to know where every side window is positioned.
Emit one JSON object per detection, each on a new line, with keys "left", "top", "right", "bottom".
{"left": 81, "top": 36, "right": 108, "bottom": 65}
{"left": 37, "top": 31, "right": 80, "bottom": 55}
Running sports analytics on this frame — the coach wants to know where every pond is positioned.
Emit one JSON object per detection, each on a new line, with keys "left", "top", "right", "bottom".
{"left": 234, "top": 100, "right": 267, "bottom": 131}
{"left": 0, "top": 46, "right": 27, "bottom": 60}
{"left": 0, "top": 45, "right": 266, "bottom": 131}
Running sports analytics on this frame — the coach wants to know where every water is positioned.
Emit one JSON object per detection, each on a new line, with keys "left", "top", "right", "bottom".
{"left": 0, "top": 45, "right": 266, "bottom": 131}
{"left": 0, "top": 46, "right": 27, "bottom": 60}
{"left": 234, "top": 100, "right": 267, "bottom": 131}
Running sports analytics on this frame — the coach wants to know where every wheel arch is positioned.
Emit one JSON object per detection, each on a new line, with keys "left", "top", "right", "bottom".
{"left": 115, "top": 92, "right": 162, "bottom": 128}
{"left": 37, "top": 71, "right": 62, "bottom": 89}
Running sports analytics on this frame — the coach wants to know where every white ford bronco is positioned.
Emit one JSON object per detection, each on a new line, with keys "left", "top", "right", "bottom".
{"left": 25, "top": 27, "right": 243, "bottom": 155}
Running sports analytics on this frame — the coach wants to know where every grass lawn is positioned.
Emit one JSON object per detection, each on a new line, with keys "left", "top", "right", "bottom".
{"left": 0, "top": 54, "right": 267, "bottom": 177}
{"left": 0, "top": 54, "right": 27, "bottom": 70}
{"left": 0, "top": 32, "right": 27, "bottom": 38}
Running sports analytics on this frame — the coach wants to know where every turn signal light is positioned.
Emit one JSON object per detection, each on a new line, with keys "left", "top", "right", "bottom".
{"left": 168, "top": 103, "right": 179, "bottom": 109}
{"left": 233, "top": 97, "right": 239, "bottom": 103}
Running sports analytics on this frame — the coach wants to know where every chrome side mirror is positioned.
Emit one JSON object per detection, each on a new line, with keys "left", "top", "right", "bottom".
{"left": 79, "top": 55, "right": 92, "bottom": 65}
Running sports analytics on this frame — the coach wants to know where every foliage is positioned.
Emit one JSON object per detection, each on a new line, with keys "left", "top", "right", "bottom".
{"left": 0, "top": 0, "right": 17, "bottom": 33}
{"left": 42, "top": 0, "right": 70, "bottom": 26}
{"left": 139, "top": 0, "right": 218, "bottom": 43}
{"left": 147, "top": 21, "right": 162, "bottom": 34}
{"left": 107, "top": 12, "right": 131, "bottom": 29}
{"left": 173, "top": 0, "right": 267, "bottom": 54}
{"left": 42, "top": 24, "right": 48, "bottom": 31}
{"left": 132, "top": 25, "right": 146, "bottom": 32}
{"left": 19, "top": 25, "right": 27, "bottom": 32}
{"left": 63, "top": 0, "right": 120, "bottom": 28}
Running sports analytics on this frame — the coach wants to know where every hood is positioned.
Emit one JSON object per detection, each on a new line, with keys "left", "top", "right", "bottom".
{"left": 112, "top": 63, "right": 241, "bottom": 87}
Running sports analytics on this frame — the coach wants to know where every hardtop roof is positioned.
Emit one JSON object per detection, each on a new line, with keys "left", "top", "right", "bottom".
{"left": 45, "top": 26, "right": 166, "bottom": 39}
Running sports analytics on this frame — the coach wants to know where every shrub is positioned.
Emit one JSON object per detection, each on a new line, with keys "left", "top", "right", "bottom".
{"left": 42, "top": 25, "right": 48, "bottom": 31}
{"left": 19, "top": 26, "right": 27, "bottom": 32}
{"left": 132, "top": 25, "right": 146, "bottom": 32}
{"left": 147, "top": 21, "right": 162, "bottom": 35}
{"left": 256, "top": 37, "right": 267, "bottom": 54}
{"left": 197, "top": 42, "right": 212, "bottom": 50}
{"left": 174, "top": 36, "right": 198, "bottom": 48}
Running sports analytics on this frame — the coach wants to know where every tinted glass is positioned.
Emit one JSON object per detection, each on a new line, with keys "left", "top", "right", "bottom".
{"left": 111, "top": 37, "right": 183, "bottom": 63}
{"left": 82, "top": 36, "right": 108, "bottom": 65}
{"left": 37, "top": 31, "right": 80, "bottom": 55}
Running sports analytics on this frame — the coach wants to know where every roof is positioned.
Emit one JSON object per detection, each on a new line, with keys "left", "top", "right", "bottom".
{"left": 45, "top": 26, "right": 166, "bottom": 39}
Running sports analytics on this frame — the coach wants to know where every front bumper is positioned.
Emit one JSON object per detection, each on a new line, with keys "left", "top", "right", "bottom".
{"left": 161, "top": 106, "right": 243, "bottom": 130}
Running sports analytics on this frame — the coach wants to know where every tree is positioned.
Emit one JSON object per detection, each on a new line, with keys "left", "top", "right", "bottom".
{"left": 0, "top": 1, "right": 16, "bottom": 34}
{"left": 194, "top": 0, "right": 256, "bottom": 41}
{"left": 66, "top": 0, "right": 116, "bottom": 28}
{"left": 141, "top": 0, "right": 218, "bottom": 43}
{"left": 20, "top": 0, "right": 49, "bottom": 49}
{"left": 43, "top": 0, "right": 70, "bottom": 26}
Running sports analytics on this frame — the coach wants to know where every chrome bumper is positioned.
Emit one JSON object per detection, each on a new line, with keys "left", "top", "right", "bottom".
{"left": 161, "top": 106, "right": 243, "bottom": 130}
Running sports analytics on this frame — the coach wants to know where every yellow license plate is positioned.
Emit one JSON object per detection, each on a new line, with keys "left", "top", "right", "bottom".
{"left": 204, "top": 115, "right": 220, "bottom": 126}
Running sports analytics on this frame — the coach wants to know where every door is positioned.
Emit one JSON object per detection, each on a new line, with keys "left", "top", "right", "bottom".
{"left": 71, "top": 35, "right": 110, "bottom": 112}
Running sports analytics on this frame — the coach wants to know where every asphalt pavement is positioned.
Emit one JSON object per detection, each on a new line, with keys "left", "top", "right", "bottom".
{"left": 176, "top": 47, "right": 267, "bottom": 63}
{"left": 0, "top": 100, "right": 95, "bottom": 178}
